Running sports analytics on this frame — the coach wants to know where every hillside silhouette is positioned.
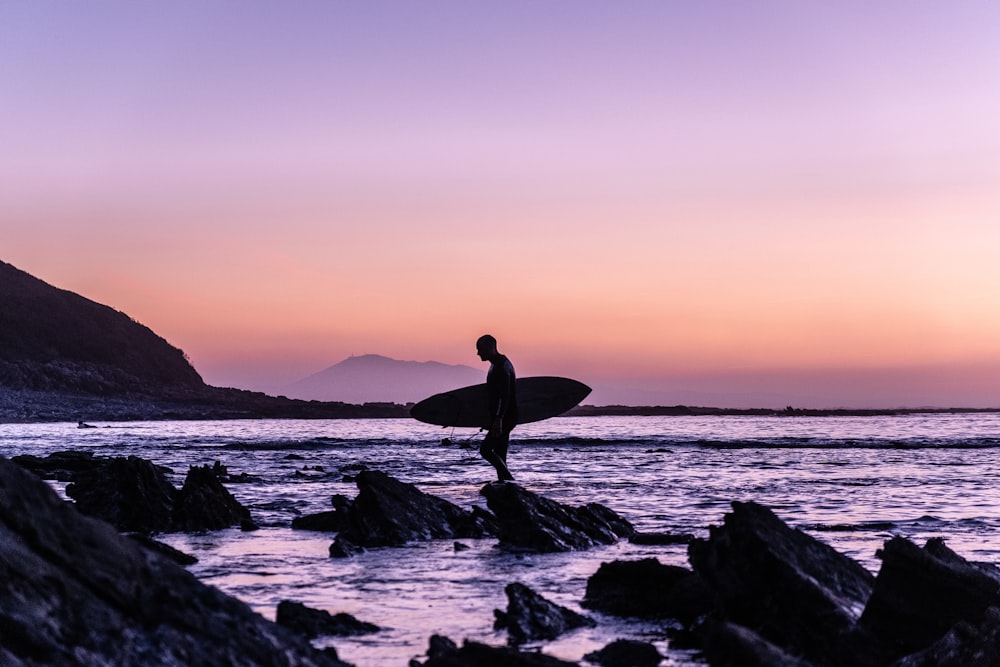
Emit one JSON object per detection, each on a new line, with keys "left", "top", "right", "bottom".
{"left": 0, "top": 261, "right": 203, "bottom": 394}
{"left": 0, "top": 260, "right": 408, "bottom": 422}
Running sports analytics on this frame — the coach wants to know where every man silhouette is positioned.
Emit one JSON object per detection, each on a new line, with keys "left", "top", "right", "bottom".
{"left": 476, "top": 334, "right": 518, "bottom": 482}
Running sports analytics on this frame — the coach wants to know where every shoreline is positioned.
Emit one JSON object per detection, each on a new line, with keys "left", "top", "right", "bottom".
{"left": 1, "top": 387, "right": 998, "bottom": 424}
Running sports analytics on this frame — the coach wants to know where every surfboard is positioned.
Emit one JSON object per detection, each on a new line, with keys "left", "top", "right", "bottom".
{"left": 410, "top": 376, "right": 591, "bottom": 428}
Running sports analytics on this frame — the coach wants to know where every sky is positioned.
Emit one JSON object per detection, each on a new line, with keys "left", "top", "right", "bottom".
{"left": 2, "top": 1, "right": 999, "bottom": 408}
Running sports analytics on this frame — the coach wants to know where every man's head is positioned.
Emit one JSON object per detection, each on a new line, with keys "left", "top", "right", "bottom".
{"left": 476, "top": 334, "right": 498, "bottom": 362}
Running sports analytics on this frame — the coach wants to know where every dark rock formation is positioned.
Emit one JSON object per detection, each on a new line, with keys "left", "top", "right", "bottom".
{"left": 65, "top": 455, "right": 178, "bottom": 533}
{"left": 329, "top": 471, "right": 488, "bottom": 555}
{"left": 628, "top": 531, "right": 694, "bottom": 545}
{"left": 582, "top": 558, "right": 712, "bottom": 623}
{"left": 60, "top": 455, "right": 255, "bottom": 533}
{"left": 583, "top": 639, "right": 663, "bottom": 667}
{"left": 293, "top": 495, "right": 352, "bottom": 532}
{"left": 11, "top": 450, "right": 102, "bottom": 481}
{"left": 276, "top": 601, "right": 379, "bottom": 638}
{"left": 859, "top": 536, "right": 1000, "bottom": 661}
{"left": 698, "top": 620, "right": 815, "bottom": 667}
{"left": 892, "top": 605, "right": 1000, "bottom": 667}
{"left": 414, "top": 634, "right": 580, "bottom": 666}
{"left": 493, "top": 582, "right": 595, "bottom": 645}
{"left": 479, "top": 482, "right": 633, "bottom": 552}
{"left": 688, "top": 501, "right": 874, "bottom": 664}
{"left": 172, "top": 464, "right": 257, "bottom": 531}
{"left": 0, "top": 456, "right": 349, "bottom": 667}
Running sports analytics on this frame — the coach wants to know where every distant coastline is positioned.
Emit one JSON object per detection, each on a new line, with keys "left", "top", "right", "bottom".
{"left": 1, "top": 387, "right": 997, "bottom": 424}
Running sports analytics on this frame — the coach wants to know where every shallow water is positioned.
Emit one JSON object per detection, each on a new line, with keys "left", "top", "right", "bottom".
{"left": 3, "top": 414, "right": 1000, "bottom": 665}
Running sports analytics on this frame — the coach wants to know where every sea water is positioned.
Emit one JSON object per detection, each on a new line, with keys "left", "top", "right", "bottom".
{"left": 3, "top": 414, "right": 1000, "bottom": 666}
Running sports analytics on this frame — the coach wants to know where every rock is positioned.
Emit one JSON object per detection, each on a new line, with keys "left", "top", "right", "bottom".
{"left": 65, "top": 455, "right": 178, "bottom": 533}
{"left": 892, "top": 605, "right": 1000, "bottom": 667}
{"left": 629, "top": 531, "right": 694, "bottom": 545}
{"left": 479, "top": 482, "right": 633, "bottom": 552}
{"left": 493, "top": 582, "right": 595, "bottom": 645}
{"left": 698, "top": 619, "right": 816, "bottom": 667}
{"left": 293, "top": 510, "right": 349, "bottom": 532}
{"left": 415, "top": 634, "right": 580, "bottom": 666}
{"left": 583, "top": 639, "right": 663, "bottom": 667}
{"left": 293, "top": 495, "right": 353, "bottom": 531}
{"left": 172, "top": 464, "right": 257, "bottom": 531}
{"left": 859, "top": 536, "right": 1000, "bottom": 660}
{"left": 0, "top": 456, "right": 349, "bottom": 667}
{"left": 276, "top": 601, "right": 379, "bottom": 638}
{"left": 582, "top": 558, "right": 713, "bottom": 623}
{"left": 688, "top": 501, "right": 874, "bottom": 664}
{"left": 12, "top": 450, "right": 102, "bottom": 481}
{"left": 329, "top": 538, "right": 365, "bottom": 558}
{"left": 329, "top": 471, "right": 487, "bottom": 553}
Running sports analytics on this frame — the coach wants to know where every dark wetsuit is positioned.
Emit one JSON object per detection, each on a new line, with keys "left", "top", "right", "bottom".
{"left": 481, "top": 354, "right": 518, "bottom": 481}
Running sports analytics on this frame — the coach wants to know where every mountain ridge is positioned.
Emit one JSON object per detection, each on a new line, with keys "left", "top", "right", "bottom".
{"left": 283, "top": 353, "right": 483, "bottom": 405}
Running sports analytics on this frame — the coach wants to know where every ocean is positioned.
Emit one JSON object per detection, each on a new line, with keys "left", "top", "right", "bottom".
{"left": 3, "top": 413, "right": 1000, "bottom": 666}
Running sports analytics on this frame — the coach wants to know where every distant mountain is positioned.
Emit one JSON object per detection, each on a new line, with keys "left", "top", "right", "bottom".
{"left": 283, "top": 354, "right": 484, "bottom": 404}
{"left": 0, "top": 260, "right": 205, "bottom": 395}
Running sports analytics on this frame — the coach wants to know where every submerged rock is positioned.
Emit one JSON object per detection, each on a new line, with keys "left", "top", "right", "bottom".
{"left": 583, "top": 639, "right": 663, "bottom": 667}
{"left": 276, "top": 601, "right": 379, "bottom": 638}
{"left": 493, "top": 582, "right": 595, "bottom": 645}
{"left": 688, "top": 501, "right": 874, "bottom": 664}
{"left": 414, "top": 634, "right": 580, "bottom": 666}
{"left": 582, "top": 557, "right": 712, "bottom": 623}
{"left": 329, "top": 470, "right": 488, "bottom": 554}
{"left": 479, "top": 482, "right": 633, "bottom": 552}
{"left": 0, "top": 456, "right": 349, "bottom": 667}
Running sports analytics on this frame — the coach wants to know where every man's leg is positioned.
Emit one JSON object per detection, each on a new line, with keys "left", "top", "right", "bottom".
{"left": 480, "top": 433, "right": 514, "bottom": 481}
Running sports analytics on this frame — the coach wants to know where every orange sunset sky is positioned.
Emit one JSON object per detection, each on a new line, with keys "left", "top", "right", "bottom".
{"left": 2, "top": 2, "right": 999, "bottom": 408}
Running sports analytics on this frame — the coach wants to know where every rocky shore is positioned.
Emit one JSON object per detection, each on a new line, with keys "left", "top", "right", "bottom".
{"left": 4, "top": 451, "right": 1000, "bottom": 666}
{"left": 0, "top": 387, "right": 412, "bottom": 423}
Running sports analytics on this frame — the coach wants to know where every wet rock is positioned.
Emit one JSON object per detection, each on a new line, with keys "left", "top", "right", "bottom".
{"left": 329, "top": 537, "right": 365, "bottom": 558}
{"left": 276, "top": 601, "right": 379, "bottom": 638}
{"left": 629, "top": 531, "right": 695, "bottom": 545}
{"left": 688, "top": 501, "right": 874, "bottom": 664}
{"left": 172, "top": 464, "right": 257, "bottom": 531}
{"left": 859, "top": 536, "right": 1000, "bottom": 661}
{"left": 414, "top": 634, "right": 580, "bottom": 666}
{"left": 12, "top": 450, "right": 103, "bottom": 481}
{"left": 329, "top": 471, "right": 487, "bottom": 554}
{"left": 583, "top": 639, "right": 663, "bottom": 667}
{"left": 479, "top": 482, "right": 633, "bottom": 552}
{"left": 493, "top": 582, "right": 595, "bottom": 645}
{"left": 293, "top": 510, "right": 349, "bottom": 531}
{"left": 582, "top": 558, "right": 713, "bottom": 623}
{"left": 0, "top": 456, "right": 349, "bottom": 667}
{"left": 892, "top": 605, "right": 1000, "bottom": 667}
{"left": 293, "top": 495, "right": 353, "bottom": 531}
{"left": 698, "top": 619, "right": 815, "bottom": 667}
{"left": 65, "top": 455, "right": 178, "bottom": 533}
